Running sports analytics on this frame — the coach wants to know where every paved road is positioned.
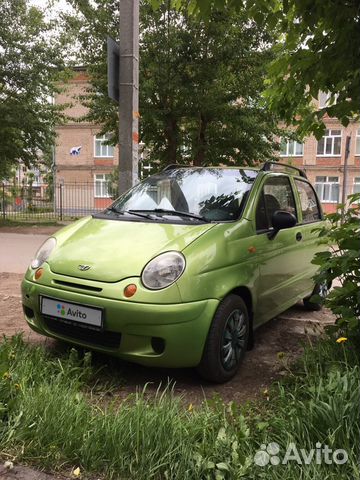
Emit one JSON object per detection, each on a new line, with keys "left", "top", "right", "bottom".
{"left": 0, "top": 233, "right": 48, "bottom": 273}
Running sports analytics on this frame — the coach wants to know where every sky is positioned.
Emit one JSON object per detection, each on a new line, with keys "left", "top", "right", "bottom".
{"left": 29, "top": 0, "right": 69, "bottom": 8}
{"left": 29, "top": 0, "right": 73, "bottom": 16}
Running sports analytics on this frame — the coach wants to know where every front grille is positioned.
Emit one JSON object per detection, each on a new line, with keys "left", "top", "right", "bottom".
{"left": 43, "top": 316, "right": 121, "bottom": 349}
{"left": 53, "top": 280, "right": 102, "bottom": 292}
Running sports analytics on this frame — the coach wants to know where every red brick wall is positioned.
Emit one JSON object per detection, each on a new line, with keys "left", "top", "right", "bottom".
{"left": 94, "top": 159, "right": 114, "bottom": 167}
{"left": 321, "top": 203, "right": 338, "bottom": 214}
{"left": 316, "top": 157, "right": 341, "bottom": 166}
{"left": 94, "top": 198, "right": 113, "bottom": 209}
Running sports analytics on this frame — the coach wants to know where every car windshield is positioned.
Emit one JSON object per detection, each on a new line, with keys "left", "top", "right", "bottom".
{"left": 110, "top": 168, "right": 257, "bottom": 222}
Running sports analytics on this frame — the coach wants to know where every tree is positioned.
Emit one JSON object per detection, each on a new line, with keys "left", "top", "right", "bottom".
{"left": 0, "top": 0, "right": 66, "bottom": 180}
{"left": 66, "top": 1, "right": 282, "bottom": 169}
{"left": 141, "top": 4, "right": 281, "bottom": 167}
{"left": 182, "top": 0, "right": 360, "bottom": 138}
{"left": 139, "top": 3, "right": 191, "bottom": 166}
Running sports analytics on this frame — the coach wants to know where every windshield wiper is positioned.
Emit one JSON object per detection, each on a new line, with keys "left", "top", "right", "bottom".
{"left": 126, "top": 209, "right": 154, "bottom": 219}
{"left": 131, "top": 208, "right": 209, "bottom": 222}
{"left": 107, "top": 205, "right": 122, "bottom": 215}
{"left": 106, "top": 206, "right": 153, "bottom": 220}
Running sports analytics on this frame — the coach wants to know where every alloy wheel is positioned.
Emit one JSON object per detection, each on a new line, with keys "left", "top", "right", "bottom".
{"left": 221, "top": 309, "right": 247, "bottom": 371}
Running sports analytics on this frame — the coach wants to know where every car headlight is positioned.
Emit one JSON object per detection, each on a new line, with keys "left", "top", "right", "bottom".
{"left": 141, "top": 251, "right": 186, "bottom": 290}
{"left": 30, "top": 237, "right": 57, "bottom": 269}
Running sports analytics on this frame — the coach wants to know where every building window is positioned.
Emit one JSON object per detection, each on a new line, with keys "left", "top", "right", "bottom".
{"left": 94, "top": 134, "right": 114, "bottom": 158}
{"left": 315, "top": 176, "right": 340, "bottom": 203}
{"left": 353, "top": 177, "right": 360, "bottom": 195}
{"left": 317, "top": 129, "right": 342, "bottom": 156}
{"left": 356, "top": 129, "right": 360, "bottom": 156}
{"left": 319, "top": 91, "right": 338, "bottom": 108}
{"left": 280, "top": 139, "right": 303, "bottom": 156}
{"left": 94, "top": 174, "right": 111, "bottom": 198}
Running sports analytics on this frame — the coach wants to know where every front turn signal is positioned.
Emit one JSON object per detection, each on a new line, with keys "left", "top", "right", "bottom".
{"left": 124, "top": 284, "right": 137, "bottom": 298}
{"left": 34, "top": 268, "right": 44, "bottom": 280}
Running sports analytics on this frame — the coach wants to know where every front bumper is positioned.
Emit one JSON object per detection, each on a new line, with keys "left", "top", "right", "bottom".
{"left": 21, "top": 277, "right": 218, "bottom": 368}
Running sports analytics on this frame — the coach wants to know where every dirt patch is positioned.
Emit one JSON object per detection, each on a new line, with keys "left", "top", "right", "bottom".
{"left": 0, "top": 272, "right": 336, "bottom": 405}
{"left": 93, "top": 306, "right": 331, "bottom": 405}
{"left": 0, "top": 464, "right": 65, "bottom": 480}
{"left": 0, "top": 273, "right": 36, "bottom": 342}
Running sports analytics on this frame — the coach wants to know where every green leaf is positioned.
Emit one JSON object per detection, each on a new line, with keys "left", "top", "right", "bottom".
{"left": 149, "top": 0, "right": 162, "bottom": 9}
{"left": 256, "top": 421, "right": 269, "bottom": 431}
{"left": 217, "top": 427, "right": 227, "bottom": 441}
{"left": 348, "top": 317, "right": 359, "bottom": 330}
{"left": 339, "top": 238, "right": 360, "bottom": 251}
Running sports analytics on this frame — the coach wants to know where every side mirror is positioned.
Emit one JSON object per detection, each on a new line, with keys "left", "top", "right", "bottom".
{"left": 268, "top": 211, "right": 297, "bottom": 239}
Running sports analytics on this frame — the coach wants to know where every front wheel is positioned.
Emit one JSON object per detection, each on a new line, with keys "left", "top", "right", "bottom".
{"left": 197, "top": 294, "right": 249, "bottom": 383}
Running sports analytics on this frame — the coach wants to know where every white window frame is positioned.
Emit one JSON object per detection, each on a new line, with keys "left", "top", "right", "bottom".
{"left": 279, "top": 138, "right": 304, "bottom": 157}
{"left": 353, "top": 177, "right": 360, "bottom": 195}
{"left": 319, "top": 91, "right": 338, "bottom": 108}
{"left": 356, "top": 129, "right": 360, "bottom": 156}
{"left": 140, "top": 162, "right": 154, "bottom": 180}
{"left": 315, "top": 176, "right": 340, "bottom": 203}
{"left": 94, "top": 174, "right": 111, "bottom": 198}
{"left": 94, "top": 134, "right": 114, "bottom": 158}
{"left": 316, "top": 129, "right": 342, "bottom": 157}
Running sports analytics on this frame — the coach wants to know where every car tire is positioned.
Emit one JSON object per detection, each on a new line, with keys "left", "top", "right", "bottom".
{"left": 197, "top": 294, "right": 249, "bottom": 383}
{"left": 303, "top": 279, "right": 330, "bottom": 311}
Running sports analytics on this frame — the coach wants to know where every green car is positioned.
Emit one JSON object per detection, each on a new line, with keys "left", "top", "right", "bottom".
{"left": 22, "top": 162, "right": 328, "bottom": 382}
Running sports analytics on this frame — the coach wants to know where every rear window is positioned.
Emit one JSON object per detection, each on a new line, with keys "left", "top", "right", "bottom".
{"left": 294, "top": 179, "right": 322, "bottom": 223}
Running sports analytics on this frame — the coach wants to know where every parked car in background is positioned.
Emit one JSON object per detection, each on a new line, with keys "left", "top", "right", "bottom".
{"left": 22, "top": 162, "right": 328, "bottom": 382}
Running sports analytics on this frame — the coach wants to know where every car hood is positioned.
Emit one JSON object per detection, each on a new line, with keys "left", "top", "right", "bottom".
{"left": 49, "top": 216, "right": 215, "bottom": 282}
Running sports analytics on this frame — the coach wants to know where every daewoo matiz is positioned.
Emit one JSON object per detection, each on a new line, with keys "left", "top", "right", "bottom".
{"left": 22, "top": 162, "right": 328, "bottom": 382}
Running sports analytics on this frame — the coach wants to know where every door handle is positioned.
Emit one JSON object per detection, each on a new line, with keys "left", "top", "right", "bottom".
{"left": 296, "top": 232, "right": 303, "bottom": 241}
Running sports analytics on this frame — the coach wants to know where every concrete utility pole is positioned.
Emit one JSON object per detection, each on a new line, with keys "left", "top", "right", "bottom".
{"left": 118, "top": 0, "right": 139, "bottom": 194}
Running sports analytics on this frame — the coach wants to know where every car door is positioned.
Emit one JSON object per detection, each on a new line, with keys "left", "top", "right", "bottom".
{"left": 291, "top": 178, "right": 324, "bottom": 296}
{"left": 251, "top": 175, "right": 305, "bottom": 324}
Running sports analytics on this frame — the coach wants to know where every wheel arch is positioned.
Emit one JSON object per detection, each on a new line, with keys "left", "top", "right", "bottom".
{"left": 228, "top": 286, "right": 254, "bottom": 349}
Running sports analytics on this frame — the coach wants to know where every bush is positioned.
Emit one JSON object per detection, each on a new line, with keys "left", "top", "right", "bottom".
{"left": 312, "top": 193, "right": 360, "bottom": 334}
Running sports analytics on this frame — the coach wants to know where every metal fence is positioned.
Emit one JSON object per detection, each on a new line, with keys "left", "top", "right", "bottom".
{"left": 1, "top": 183, "right": 119, "bottom": 222}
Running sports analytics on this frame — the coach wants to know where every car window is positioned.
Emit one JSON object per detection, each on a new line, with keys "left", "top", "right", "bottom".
{"left": 256, "top": 176, "right": 297, "bottom": 231}
{"left": 111, "top": 168, "right": 258, "bottom": 222}
{"left": 294, "top": 179, "right": 322, "bottom": 223}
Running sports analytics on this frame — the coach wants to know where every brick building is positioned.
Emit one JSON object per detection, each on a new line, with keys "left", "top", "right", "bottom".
{"left": 278, "top": 95, "right": 360, "bottom": 213}
{"left": 55, "top": 68, "right": 359, "bottom": 214}
{"left": 54, "top": 67, "right": 118, "bottom": 211}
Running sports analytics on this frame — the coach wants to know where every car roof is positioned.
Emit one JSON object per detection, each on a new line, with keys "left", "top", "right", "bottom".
{"left": 162, "top": 162, "right": 307, "bottom": 179}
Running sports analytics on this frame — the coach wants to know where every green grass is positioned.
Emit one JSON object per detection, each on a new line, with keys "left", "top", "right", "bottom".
{"left": 0, "top": 334, "right": 359, "bottom": 479}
